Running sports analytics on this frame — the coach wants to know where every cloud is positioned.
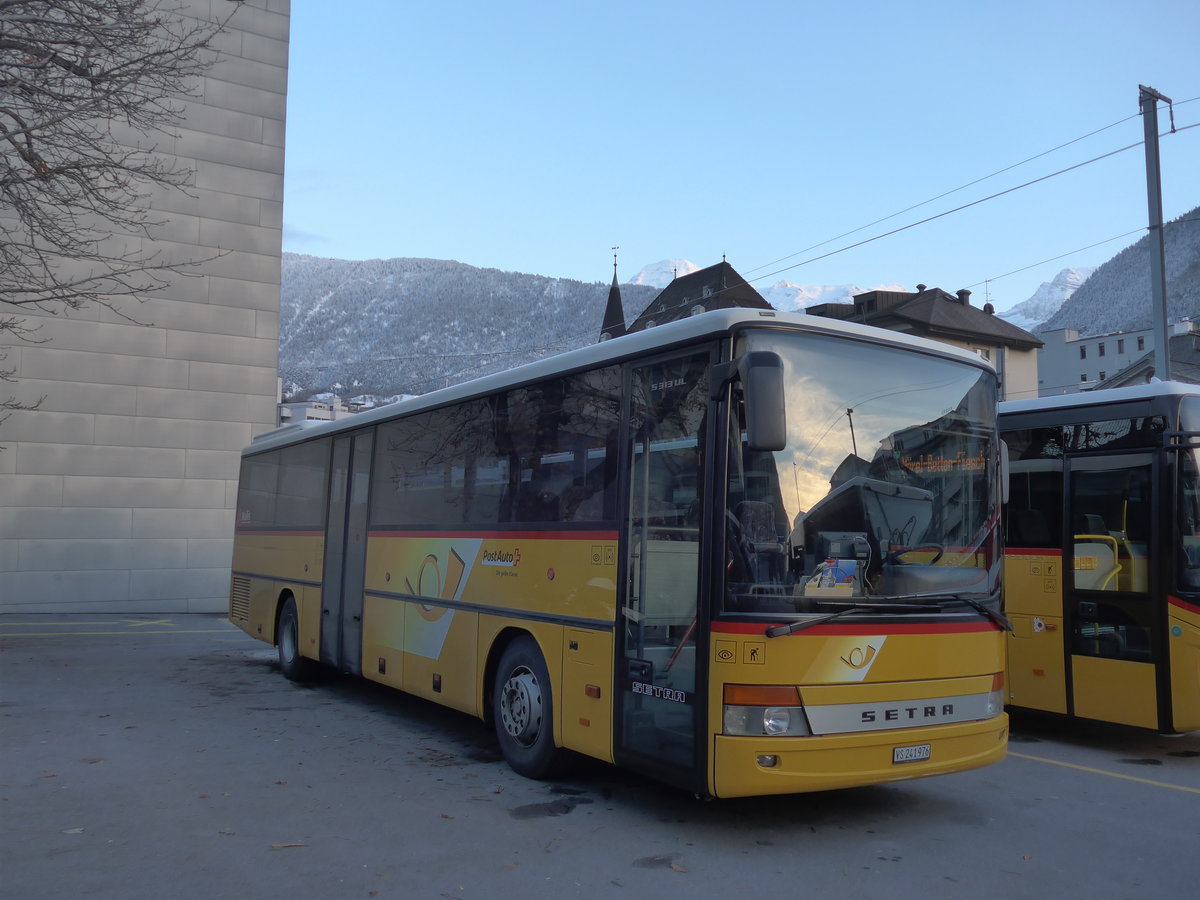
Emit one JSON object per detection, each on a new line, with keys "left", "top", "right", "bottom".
{"left": 283, "top": 225, "right": 330, "bottom": 250}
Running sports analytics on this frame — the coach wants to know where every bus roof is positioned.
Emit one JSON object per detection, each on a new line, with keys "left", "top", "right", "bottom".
{"left": 248, "top": 307, "right": 993, "bottom": 455}
{"left": 999, "top": 380, "right": 1199, "bottom": 417}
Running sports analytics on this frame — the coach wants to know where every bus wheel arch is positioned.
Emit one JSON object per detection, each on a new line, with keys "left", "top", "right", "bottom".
{"left": 275, "top": 592, "right": 316, "bottom": 681}
{"left": 488, "top": 631, "right": 568, "bottom": 779}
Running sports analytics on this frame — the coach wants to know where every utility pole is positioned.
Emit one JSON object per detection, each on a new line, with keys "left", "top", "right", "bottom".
{"left": 1139, "top": 84, "right": 1172, "bottom": 382}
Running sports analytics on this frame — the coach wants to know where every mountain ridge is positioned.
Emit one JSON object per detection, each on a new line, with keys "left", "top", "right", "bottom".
{"left": 279, "top": 209, "right": 1199, "bottom": 399}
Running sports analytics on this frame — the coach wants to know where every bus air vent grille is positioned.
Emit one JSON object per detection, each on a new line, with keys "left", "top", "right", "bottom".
{"left": 230, "top": 576, "right": 251, "bottom": 621}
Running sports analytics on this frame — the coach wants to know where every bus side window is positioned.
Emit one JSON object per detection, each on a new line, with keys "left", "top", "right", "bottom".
{"left": 514, "top": 465, "right": 561, "bottom": 523}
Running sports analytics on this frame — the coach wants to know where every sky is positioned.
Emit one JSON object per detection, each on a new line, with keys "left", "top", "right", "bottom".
{"left": 281, "top": 0, "right": 1200, "bottom": 313}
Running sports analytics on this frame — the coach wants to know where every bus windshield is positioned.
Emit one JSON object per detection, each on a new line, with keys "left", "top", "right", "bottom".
{"left": 724, "top": 330, "right": 1001, "bottom": 615}
{"left": 1177, "top": 397, "right": 1200, "bottom": 593}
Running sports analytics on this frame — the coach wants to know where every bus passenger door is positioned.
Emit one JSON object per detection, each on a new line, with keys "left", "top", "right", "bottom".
{"left": 320, "top": 429, "right": 375, "bottom": 676}
{"left": 1065, "top": 454, "right": 1160, "bottom": 729}
{"left": 616, "top": 351, "right": 711, "bottom": 789}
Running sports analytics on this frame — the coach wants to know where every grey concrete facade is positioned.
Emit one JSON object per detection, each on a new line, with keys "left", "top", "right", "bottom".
{"left": 0, "top": 0, "right": 290, "bottom": 613}
{"left": 1036, "top": 322, "right": 1192, "bottom": 396}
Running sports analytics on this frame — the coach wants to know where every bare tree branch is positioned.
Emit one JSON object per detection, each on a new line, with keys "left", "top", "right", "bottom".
{"left": 1, "top": 0, "right": 236, "bottom": 414}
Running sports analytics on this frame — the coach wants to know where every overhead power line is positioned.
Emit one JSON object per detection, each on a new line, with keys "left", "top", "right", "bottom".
{"left": 745, "top": 132, "right": 1180, "bottom": 288}
{"left": 744, "top": 110, "right": 1144, "bottom": 278}
{"left": 970, "top": 212, "right": 1200, "bottom": 291}
{"left": 966, "top": 230, "right": 1145, "bottom": 290}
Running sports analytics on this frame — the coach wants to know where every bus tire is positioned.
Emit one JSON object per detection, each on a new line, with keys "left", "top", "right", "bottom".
{"left": 493, "top": 636, "right": 568, "bottom": 779}
{"left": 277, "top": 596, "right": 316, "bottom": 681}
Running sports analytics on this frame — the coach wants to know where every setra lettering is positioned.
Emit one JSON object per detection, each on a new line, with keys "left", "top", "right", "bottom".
{"left": 861, "top": 703, "right": 955, "bottom": 724}
{"left": 631, "top": 681, "right": 687, "bottom": 703}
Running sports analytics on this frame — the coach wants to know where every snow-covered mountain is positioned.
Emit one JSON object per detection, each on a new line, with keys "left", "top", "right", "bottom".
{"left": 279, "top": 210, "right": 1199, "bottom": 400}
{"left": 996, "top": 267, "right": 1096, "bottom": 332}
{"left": 762, "top": 280, "right": 908, "bottom": 312}
{"left": 1038, "top": 207, "right": 1200, "bottom": 336}
{"left": 630, "top": 259, "right": 700, "bottom": 288}
{"left": 278, "top": 255, "right": 660, "bottom": 398}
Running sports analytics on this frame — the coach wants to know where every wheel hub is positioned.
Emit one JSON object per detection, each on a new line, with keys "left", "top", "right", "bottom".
{"left": 500, "top": 667, "right": 542, "bottom": 747}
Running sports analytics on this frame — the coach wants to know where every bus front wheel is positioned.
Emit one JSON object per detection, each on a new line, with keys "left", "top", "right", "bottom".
{"left": 277, "top": 596, "right": 316, "bottom": 681}
{"left": 493, "top": 636, "right": 567, "bottom": 779}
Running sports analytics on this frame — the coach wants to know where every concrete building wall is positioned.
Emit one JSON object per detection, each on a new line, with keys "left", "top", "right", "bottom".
{"left": 1038, "top": 326, "right": 1157, "bottom": 396}
{"left": 0, "top": 0, "right": 290, "bottom": 613}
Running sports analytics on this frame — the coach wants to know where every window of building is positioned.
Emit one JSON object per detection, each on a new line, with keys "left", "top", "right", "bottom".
{"left": 1138, "top": 336, "right": 1146, "bottom": 351}
{"left": 1099, "top": 342, "right": 1106, "bottom": 357}
{"left": 1080, "top": 374, "right": 1088, "bottom": 383}
{"left": 1117, "top": 339, "right": 1125, "bottom": 354}
{"left": 1099, "top": 371, "right": 1107, "bottom": 380}
{"left": 1080, "top": 345, "right": 1087, "bottom": 359}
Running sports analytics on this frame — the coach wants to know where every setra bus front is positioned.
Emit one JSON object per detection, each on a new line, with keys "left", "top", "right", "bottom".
{"left": 705, "top": 328, "right": 1008, "bottom": 797}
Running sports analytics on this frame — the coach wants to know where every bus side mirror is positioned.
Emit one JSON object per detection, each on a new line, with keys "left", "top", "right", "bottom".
{"left": 712, "top": 351, "right": 787, "bottom": 451}
{"left": 1000, "top": 439, "right": 1010, "bottom": 505}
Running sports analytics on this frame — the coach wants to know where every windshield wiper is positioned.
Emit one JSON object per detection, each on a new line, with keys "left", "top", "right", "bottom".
{"left": 947, "top": 596, "right": 1013, "bottom": 631}
{"left": 765, "top": 603, "right": 927, "bottom": 638}
{"left": 764, "top": 594, "right": 1013, "bottom": 638}
{"left": 887, "top": 592, "right": 1013, "bottom": 631}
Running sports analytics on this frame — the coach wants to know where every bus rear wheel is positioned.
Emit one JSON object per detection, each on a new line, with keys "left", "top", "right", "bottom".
{"left": 493, "top": 636, "right": 568, "bottom": 779}
{"left": 277, "top": 596, "right": 316, "bottom": 681}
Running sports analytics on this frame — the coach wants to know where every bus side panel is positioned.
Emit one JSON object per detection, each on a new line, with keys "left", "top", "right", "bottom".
{"left": 1168, "top": 599, "right": 1200, "bottom": 733}
{"left": 230, "top": 532, "right": 324, "bottom": 648}
{"left": 361, "top": 533, "right": 616, "bottom": 734}
{"left": 1003, "top": 550, "right": 1068, "bottom": 714}
{"left": 1071, "top": 655, "right": 1158, "bottom": 729}
{"left": 403, "top": 603, "right": 478, "bottom": 714}
{"left": 361, "top": 593, "right": 405, "bottom": 691}
{"left": 296, "top": 583, "right": 322, "bottom": 662}
{"left": 561, "top": 627, "right": 615, "bottom": 763}
{"left": 1006, "top": 613, "right": 1068, "bottom": 714}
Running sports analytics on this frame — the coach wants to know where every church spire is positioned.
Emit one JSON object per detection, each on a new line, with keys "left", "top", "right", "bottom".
{"left": 599, "top": 247, "right": 626, "bottom": 341}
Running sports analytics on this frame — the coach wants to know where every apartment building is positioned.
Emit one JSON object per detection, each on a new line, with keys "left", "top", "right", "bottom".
{"left": 1039, "top": 319, "right": 1197, "bottom": 395}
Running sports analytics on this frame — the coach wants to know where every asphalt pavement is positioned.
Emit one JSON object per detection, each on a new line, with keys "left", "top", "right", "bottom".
{"left": 1, "top": 614, "right": 1197, "bottom": 900}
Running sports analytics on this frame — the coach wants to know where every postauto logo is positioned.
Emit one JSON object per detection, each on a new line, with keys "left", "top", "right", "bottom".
{"left": 482, "top": 547, "right": 520, "bottom": 568}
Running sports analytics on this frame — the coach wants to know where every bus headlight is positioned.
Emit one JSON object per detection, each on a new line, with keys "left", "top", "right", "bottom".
{"left": 763, "top": 707, "right": 793, "bottom": 735}
{"left": 723, "top": 685, "right": 812, "bottom": 736}
{"left": 985, "top": 672, "right": 1005, "bottom": 718}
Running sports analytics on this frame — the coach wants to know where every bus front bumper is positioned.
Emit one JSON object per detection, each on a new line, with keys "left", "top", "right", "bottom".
{"left": 711, "top": 714, "right": 1008, "bottom": 798}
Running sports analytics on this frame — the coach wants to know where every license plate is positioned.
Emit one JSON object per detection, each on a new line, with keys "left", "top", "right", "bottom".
{"left": 893, "top": 743, "right": 931, "bottom": 764}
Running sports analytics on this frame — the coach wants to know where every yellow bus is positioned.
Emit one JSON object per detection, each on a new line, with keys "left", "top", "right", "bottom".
{"left": 1001, "top": 382, "right": 1200, "bottom": 733}
{"left": 230, "top": 308, "right": 1009, "bottom": 798}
